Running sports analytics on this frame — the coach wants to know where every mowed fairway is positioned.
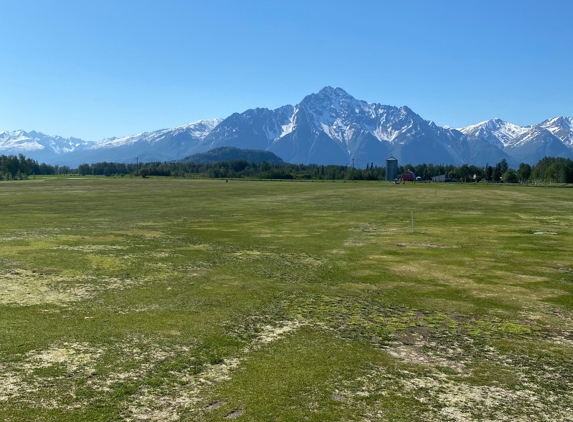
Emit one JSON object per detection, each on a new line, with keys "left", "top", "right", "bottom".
{"left": 1, "top": 178, "right": 572, "bottom": 421}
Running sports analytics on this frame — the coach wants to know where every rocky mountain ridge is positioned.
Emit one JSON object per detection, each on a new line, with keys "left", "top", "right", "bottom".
{"left": 2, "top": 88, "right": 572, "bottom": 167}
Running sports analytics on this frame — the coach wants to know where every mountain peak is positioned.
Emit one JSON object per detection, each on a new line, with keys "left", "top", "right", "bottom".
{"left": 487, "top": 118, "right": 505, "bottom": 127}
{"left": 399, "top": 105, "right": 414, "bottom": 114}
{"left": 539, "top": 116, "right": 573, "bottom": 147}
{"left": 543, "top": 116, "right": 572, "bottom": 128}
{"left": 301, "top": 86, "right": 361, "bottom": 111}
{"left": 317, "top": 86, "right": 351, "bottom": 97}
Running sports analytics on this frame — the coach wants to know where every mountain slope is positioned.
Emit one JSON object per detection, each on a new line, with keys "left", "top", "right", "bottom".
{"left": 459, "top": 119, "right": 528, "bottom": 149}
{"left": 504, "top": 127, "right": 573, "bottom": 164}
{"left": 0, "top": 130, "right": 91, "bottom": 163}
{"left": 459, "top": 118, "right": 573, "bottom": 164}
{"left": 59, "top": 119, "right": 222, "bottom": 165}
{"left": 200, "top": 106, "right": 294, "bottom": 153}
{"left": 538, "top": 116, "right": 573, "bottom": 148}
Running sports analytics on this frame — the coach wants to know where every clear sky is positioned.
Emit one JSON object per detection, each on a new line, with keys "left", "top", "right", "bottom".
{"left": 1, "top": 0, "right": 572, "bottom": 141}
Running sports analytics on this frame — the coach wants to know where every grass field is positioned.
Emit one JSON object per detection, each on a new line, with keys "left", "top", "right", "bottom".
{"left": 1, "top": 178, "right": 572, "bottom": 421}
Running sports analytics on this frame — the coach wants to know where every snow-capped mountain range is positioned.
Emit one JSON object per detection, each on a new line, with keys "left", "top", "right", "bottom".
{"left": 0, "top": 119, "right": 223, "bottom": 166}
{"left": 458, "top": 117, "right": 573, "bottom": 165}
{"left": 0, "top": 130, "right": 91, "bottom": 164}
{"left": 2, "top": 87, "right": 573, "bottom": 167}
{"left": 199, "top": 87, "right": 516, "bottom": 168}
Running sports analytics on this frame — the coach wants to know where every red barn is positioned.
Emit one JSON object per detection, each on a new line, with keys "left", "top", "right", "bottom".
{"left": 401, "top": 170, "right": 416, "bottom": 182}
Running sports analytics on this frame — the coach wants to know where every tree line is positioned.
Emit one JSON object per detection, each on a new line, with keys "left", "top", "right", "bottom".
{"left": 0, "top": 154, "right": 73, "bottom": 180}
{"left": 2, "top": 153, "right": 573, "bottom": 183}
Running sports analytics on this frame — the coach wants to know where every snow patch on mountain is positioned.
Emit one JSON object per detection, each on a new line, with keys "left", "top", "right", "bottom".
{"left": 459, "top": 118, "right": 529, "bottom": 148}
{"left": 279, "top": 111, "right": 296, "bottom": 138}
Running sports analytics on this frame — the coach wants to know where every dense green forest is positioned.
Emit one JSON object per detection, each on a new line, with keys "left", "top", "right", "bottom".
{"left": 0, "top": 154, "right": 74, "bottom": 180}
{"left": 183, "top": 146, "right": 284, "bottom": 165}
{"left": 2, "top": 153, "right": 573, "bottom": 183}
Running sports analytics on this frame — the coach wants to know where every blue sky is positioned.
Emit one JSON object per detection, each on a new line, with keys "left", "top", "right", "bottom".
{"left": 1, "top": 0, "right": 572, "bottom": 140}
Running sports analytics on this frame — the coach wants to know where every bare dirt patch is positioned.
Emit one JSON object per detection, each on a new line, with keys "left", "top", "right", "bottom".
{"left": 385, "top": 326, "right": 468, "bottom": 369}
{"left": 349, "top": 223, "right": 384, "bottom": 233}
{"left": 225, "top": 408, "right": 243, "bottom": 418}
{"left": 396, "top": 242, "right": 459, "bottom": 248}
{"left": 0, "top": 269, "right": 140, "bottom": 306}
{"left": 122, "top": 321, "right": 305, "bottom": 421}
{"left": 53, "top": 245, "right": 127, "bottom": 252}
{"left": 0, "top": 342, "right": 103, "bottom": 403}
{"left": 343, "top": 363, "right": 573, "bottom": 422}
{"left": 344, "top": 241, "right": 366, "bottom": 247}
{"left": 203, "top": 400, "right": 226, "bottom": 411}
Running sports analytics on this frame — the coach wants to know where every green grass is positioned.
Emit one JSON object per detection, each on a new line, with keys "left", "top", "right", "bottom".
{"left": 0, "top": 178, "right": 572, "bottom": 421}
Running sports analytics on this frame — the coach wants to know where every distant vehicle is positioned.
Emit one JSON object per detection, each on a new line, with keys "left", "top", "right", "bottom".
{"left": 415, "top": 176, "right": 423, "bottom": 182}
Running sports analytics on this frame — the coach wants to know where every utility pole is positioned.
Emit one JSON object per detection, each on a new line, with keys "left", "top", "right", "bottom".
{"left": 352, "top": 158, "right": 355, "bottom": 168}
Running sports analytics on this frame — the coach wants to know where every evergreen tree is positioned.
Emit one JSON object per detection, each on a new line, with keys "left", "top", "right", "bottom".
{"left": 499, "top": 159, "right": 509, "bottom": 174}
{"left": 517, "top": 163, "right": 531, "bottom": 182}
{"left": 493, "top": 164, "right": 502, "bottom": 182}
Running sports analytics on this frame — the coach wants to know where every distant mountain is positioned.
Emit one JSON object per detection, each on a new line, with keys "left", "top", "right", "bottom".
{"left": 59, "top": 119, "right": 223, "bottom": 165}
{"left": 2, "top": 88, "right": 573, "bottom": 167}
{"left": 0, "top": 130, "right": 91, "bottom": 163}
{"left": 196, "top": 87, "right": 514, "bottom": 167}
{"left": 184, "top": 146, "right": 283, "bottom": 164}
{"left": 459, "top": 118, "right": 573, "bottom": 164}
{"left": 538, "top": 116, "right": 573, "bottom": 148}
{"left": 459, "top": 118, "right": 528, "bottom": 150}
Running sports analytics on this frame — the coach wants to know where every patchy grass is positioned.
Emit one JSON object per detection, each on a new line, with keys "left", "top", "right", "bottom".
{"left": 0, "top": 178, "right": 572, "bottom": 421}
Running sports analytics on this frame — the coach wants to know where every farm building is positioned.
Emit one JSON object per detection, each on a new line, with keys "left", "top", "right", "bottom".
{"left": 432, "top": 174, "right": 446, "bottom": 182}
{"left": 386, "top": 157, "right": 398, "bottom": 181}
{"left": 401, "top": 170, "right": 416, "bottom": 182}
